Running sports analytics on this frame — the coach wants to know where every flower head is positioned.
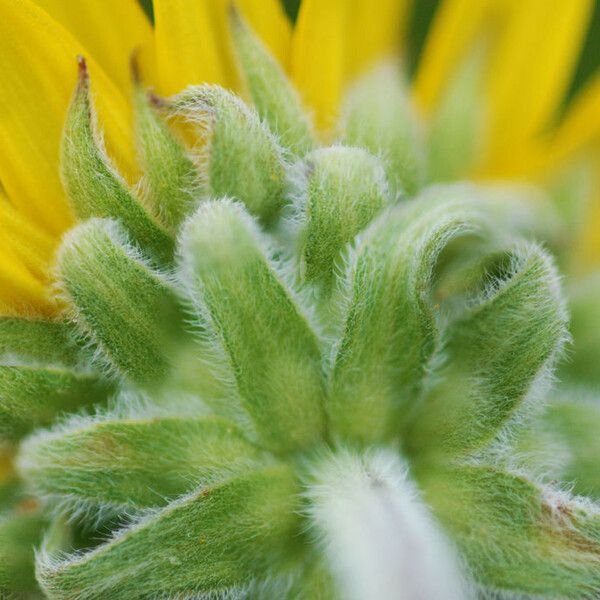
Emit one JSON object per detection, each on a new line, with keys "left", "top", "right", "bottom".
{"left": 2, "top": 1, "right": 600, "bottom": 599}
{"left": 1, "top": 0, "right": 600, "bottom": 314}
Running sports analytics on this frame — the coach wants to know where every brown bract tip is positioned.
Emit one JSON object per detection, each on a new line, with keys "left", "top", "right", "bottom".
{"left": 76, "top": 55, "right": 89, "bottom": 89}
{"left": 148, "top": 92, "right": 166, "bottom": 109}
{"left": 130, "top": 48, "right": 142, "bottom": 85}
{"left": 228, "top": 1, "right": 242, "bottom": 30}
{"left": 77, "top": 55, "right": 88, "bottom": 77}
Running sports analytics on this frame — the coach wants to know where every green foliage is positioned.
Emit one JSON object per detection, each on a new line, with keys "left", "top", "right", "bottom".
{"left": 0, "top": 316, "right": 112, "bottom": 440}
{"left": 169, "top": 85, "right": 287, "bottom": 224}
{"left": 19, "top": 415, "right": 264, "bottom": 513}
{"left": 542, "top": 399, "right": 600, "bottom": 499}
{"left": 2, "top": 14, "right": 599, "bottom": 600}
{"left": 561, "top": 273, "right": 600, "bottom": 386}
{"left": 0, "top": 317, "right": 78, "bottom": 365}
{"left": 293, "top": 146, "right": 390, "bottom": 289}
{"left": 58, "top": 219, "right": 184, "bottom": 386}
{"left": 61, "top": 58, "right": 173, "bottom": 264}
{"left": 230, "top": 5, "right": 315, "bottom": 155}
{"left": 0, "top": 467, "right": 21, "bottom": 510}
{"left": 407, "top": 242, "right": 568, "bottom": 459}
{"left": 281, "top": 0, "right": 301, "bottom": 22}
{"left": 340, "top": 64, "right": 426, "bottom": 196}
{"left": 133, "top": 78, "right": 201, "bottom": 233}
{"left": 327, "top": 194, "right": 487, "bottom": 444}
{"left": 0, "top": 508, "right": 46, "bottom": 594}
{"left": 37, "top": 466, "right": 300, "bottom": 599}
{"left": 517, "top": 391, "right": 600, "bottom": 500}
{"left": 420, "top": 464, "right": 600, "bottom": 597}
{"left": 181, "top": 201, "right": 325, "bottom": 453}
{"left": 0, "top": 365, "right": 109, "bottom": 440}
{"left": 427, "top": 49, "right": 484, "bottom": 182}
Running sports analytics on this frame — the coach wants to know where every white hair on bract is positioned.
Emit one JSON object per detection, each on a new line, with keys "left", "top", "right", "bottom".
{"left": 305, "top": 448, "right": 473, "bottom": 600}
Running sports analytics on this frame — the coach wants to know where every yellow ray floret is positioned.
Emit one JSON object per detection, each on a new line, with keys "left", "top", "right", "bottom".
{"left": 291, "top": 0, "right": 407, "bottom": 131}
{"left": 414, "top": 0, "right": 489, "bottom": 113}
{"left": 32, "top": 0, "right": 154, "bottom": 94}
{"left": 0, "top": 191, "right": 58, "bottom": 315}
{"left": 291, "top": 0, "right": 346, "bottom": 131}
{"left": 154, "top": 0, "right": 230, "bottom": 94}
{"left": 483, "top": 0, "right": 592, "bottom": 173}
{"left": 551, "top": 74, "right": 600, "bottom": 165}
{"left": 416, "top": 0, "right": 592, "bottom": 177}
{"left": 154, "top": 0, "right": 292, "bottom": 96}
{"left": 0, "top": 0, "right": 137, "bottom": 238}
{"left": 0, "top": 198, "right": 56, "bottom": 284}
{"left": 0, "top": 246, "right": 55, "bottom": 317}
{"left": 1, "top": 0, "right": 600, "bottom": 320}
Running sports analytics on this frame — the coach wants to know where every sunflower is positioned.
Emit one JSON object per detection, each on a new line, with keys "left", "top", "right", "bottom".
{"left": 2, "top": 0, "right": 600, "bottom": 317}
{"left": 3, "top": 1, "right": 600, "bottom": 598}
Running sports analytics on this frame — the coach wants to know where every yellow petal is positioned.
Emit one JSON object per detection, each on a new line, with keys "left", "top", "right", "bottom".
{"left": 291, "top": 0, "right": 345, "bottom": 131}
{"left": 32, "top": 0, "right": 154, "bottom": 93}
{"left": 202, "top": 0, "right": 293, "bottom": 94}
{"left": 346, "top": 0, "right": 408, "bottom": 80}
{"left": 233, "top": 0, "right": 292, "bottom": 70}
{"left": 416, "top": 0, "right": 592, "bottom": 174}
{"left": 0, "top": 0, "right": 137, "bottom": 237}
{"left": 573, "top": 154, "right": 600, "bottom": 269}
{"left": 0, "top": 196, "right": 56, "bottom": 282}
{"left": 0, "top": 192, "right": 58, "bottom": 316}
{"left": 550, "top": 74, "right": 600, "bottom": 164}
{"left": 484, "top": 0, "right": 593, "bottom": 166}
{"left": 414, "top": 0, "right": 490, "bottom": 113}
{"left": 292, "top": 0, "right": 406, "bottom": 131}
{"left": 0, "top": 245, "right": 55, "bottom": 317}
{"left": 154, "top": 0, "right": 230, "bottom": 95}
{"left": 154, "top": 0, "right": 291, "bottom": 96}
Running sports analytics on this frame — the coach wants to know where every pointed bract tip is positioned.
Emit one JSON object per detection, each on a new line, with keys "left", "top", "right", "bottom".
{"left": 76, "top": 55, "right": 88, "bottom": 81}
{"left": 76, "top": 55, "right": 90, "bottom": 97}
{"left": 130, "top": 48, "right": 142, "bottom": 86}
{"left": 148, "top": 92, "right": 166, "bottom": 109}
{"left": 228, "top": 1, "right": 243, "bottom": 29}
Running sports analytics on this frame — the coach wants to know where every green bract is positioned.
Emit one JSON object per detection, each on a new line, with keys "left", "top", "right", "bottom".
{"left": 1, "top": 14, "right": 599, "bottom": 600}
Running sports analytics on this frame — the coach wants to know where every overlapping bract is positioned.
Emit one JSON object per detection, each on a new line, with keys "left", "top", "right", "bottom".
{"left": 0, "top": 12, "right": 597, "bottom": 600}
